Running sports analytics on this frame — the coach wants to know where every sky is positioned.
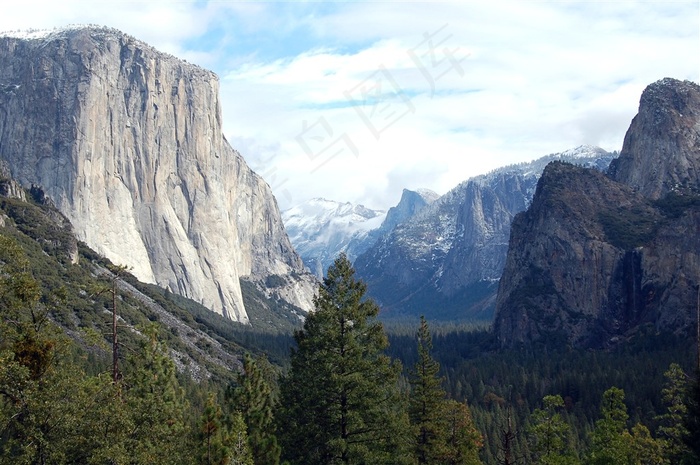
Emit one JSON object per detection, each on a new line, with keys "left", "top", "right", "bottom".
{"left": 1, "top": 1, "right": 699, "bottom": 211}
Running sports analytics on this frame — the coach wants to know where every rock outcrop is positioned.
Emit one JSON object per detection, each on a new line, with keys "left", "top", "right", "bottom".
{"left": 282, "top": 189, "right": 439, "bottom": 279}
{"left": 0, "top": 26, "right": 315, "bottom": 322}
{"left": 354, "top": 147, "right": 614, "bottom": 320}
{"left": 609, "top": 78, "right": 700, "bottom": 199}
{"left": 378, "top": 189, "right": 439, "bottom": 235}
{"left": 494, "top": 78, "right": 700, "bottom": 347}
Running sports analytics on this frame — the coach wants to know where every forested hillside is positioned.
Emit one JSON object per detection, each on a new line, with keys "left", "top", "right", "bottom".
{"left": 0, "top": 177, "right": 699, "bottom": 464}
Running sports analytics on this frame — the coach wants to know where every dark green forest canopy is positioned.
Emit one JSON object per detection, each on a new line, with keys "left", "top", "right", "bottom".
{"left": 0, "top": 187, "right": 698, "bottom": 464}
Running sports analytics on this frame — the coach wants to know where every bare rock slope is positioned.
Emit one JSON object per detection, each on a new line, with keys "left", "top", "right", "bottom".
{"left": 0, "top": 26, "right": 315, "bottom": 322}
{"left": 494, "top": 78, "right": 700, "bottom": 347}
{"left": 354, "top": 147, "right": 614, "bottom": 320}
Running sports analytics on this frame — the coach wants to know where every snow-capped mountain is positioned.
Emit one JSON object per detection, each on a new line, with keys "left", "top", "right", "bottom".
{"left": 282, "top": 199, "right": 387, "bottom": 277}
{"left": 354, "top": 145, "right": 616, "bottom": 321}
{"left": 282, "top": 189, "right": 439, "bottom": 278}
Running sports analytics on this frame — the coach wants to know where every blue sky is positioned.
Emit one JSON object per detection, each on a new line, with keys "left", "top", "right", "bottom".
{"left": 1, "top": 1, "right": 699, "bottom": 210}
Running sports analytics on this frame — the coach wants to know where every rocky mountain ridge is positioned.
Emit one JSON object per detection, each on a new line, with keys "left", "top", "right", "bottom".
{"left": 494, "top": 78, "right": 700, "bottom": 347}
{"left": 354, "top": 146, "right": 615, "bottom": 320}
{"left": 282, "top": 188, "right": 439, "bottom": 278}
{"left": 0, "top": 25, "right": 315, "bottom": 322}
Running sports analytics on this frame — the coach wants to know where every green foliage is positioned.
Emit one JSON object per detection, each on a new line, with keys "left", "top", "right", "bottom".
{"left": 653, "top": 191, "right": 700, "bottom": 218}
{"left": 198, "top": 393, "right": 230, "bottom": 465}
{"left": 408, "top": 316, "right": 482, "bottom": 464}
{"left": 124, "top": 326, "right": 190, "bottom": 464}
{"left": 528, "top": 395, "right": 577, "bottom": 464}
{"left": 584, "top": 387, "right": 667, "bottom": 465}
{"left": 626, "top": 423, "right": 668, "bottom": 465}
{"left": 230, "top": 353, "right": 281, "bottom": 465}
{"left": 386, "top": 327, "right": 693, "bottom": 463}
{"left": 598, "top": 206, "right": 660, "bottom": 250}
{"left": 0, "top": 235, "right": 131, "bottom": 464}
{"left": 409, "top": 316, "right": 447, "bottom": 464}
{"left": 586, "top": 387, "right": 629, "bottom": 464}
{"left": 227, "top": 411, "right": 255, "bottom": 465}
{"left": 2, "top": 180, "right": 699, "bottom": 464}
{"left": 278, "top": 254, "right": 412, "bottom": 465}
{"left": 684, "top": 372, "right": 700, "bottom": 464}
{"left": 441, "top": 400, "right": 483, "bottom": 465}
{"left": 656, "top": 363, "right": 692, "bottom": 463}
{"left": 197, "top": 393, "right": 253, "bottom": 465}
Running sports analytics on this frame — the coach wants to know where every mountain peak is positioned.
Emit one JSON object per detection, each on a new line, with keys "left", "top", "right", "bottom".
{"left": 494, "top": 78, "right": 700, "bottom": 348}
{"left": 281, "top": 198, "right": 386, "bottom": 277}
{"left": 609, "top": 77, "right": 700, "bottom": 199}
{"left": 0, "top": 24, "right": 313, "bottom": 322}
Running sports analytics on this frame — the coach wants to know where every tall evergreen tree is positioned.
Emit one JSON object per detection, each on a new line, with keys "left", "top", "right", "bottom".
{"left": 278, "top": 254, "right": 412, "bottom": 465}
{"left": 230, "top": 353, "right": 280, "bottom": 465}
{"left": 441, "top": 399, "right": 483, "bottom": 465}
{"left": 125, "top": 326, "right": 189, "bottom": 464}
{"left": 586, "top": 387, "right": 630, "bottom": 465}
{"left": 228, "top": 411, "right": 254, "bottom": 465}
{"left": 626, "top": 423, "right": 668, "bottom": 465}
{"left": 684, "top": 372, "right": 700, "bottom": 464}
{"left": 656, "top": 363, "right": 692, "bottom": 464}
{"left": 0, "top": 234, "right": 131, "bottom": 464}
{"left": 198, "top": 393, "right": 231, "bottom": 465}
{"left": 408, "top": 315, "right": 448, "bottom": 464}
{"left": 527, "top": 395, "right": 576, "bottom": 465}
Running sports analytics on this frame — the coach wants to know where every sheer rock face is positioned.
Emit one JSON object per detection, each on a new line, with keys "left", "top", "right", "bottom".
{"left": 494, "top": 78, "right": 700, "bottom": 348}
{"left": 609, "top": 78, "right": 700, "bottom": 199}
{"left": 0, "top": 26, "right": 315, "bottom": 322}
{"left": 354, "top": 147, "right": 614, "bottom": 321}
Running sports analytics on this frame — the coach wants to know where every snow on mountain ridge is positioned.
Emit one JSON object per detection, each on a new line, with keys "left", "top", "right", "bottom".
{"left": 353, "top": 146, "right": 617, "bottom": 320}
{"left": 282, "top": 198, "right": 386, "bottom": 277}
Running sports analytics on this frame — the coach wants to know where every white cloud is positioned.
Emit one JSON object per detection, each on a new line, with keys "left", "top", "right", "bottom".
{"left": 1, "top": 1, "right": 698, "bottom": 210}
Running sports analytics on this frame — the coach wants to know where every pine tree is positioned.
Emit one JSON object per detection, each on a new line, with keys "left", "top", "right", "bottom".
{"left": 684, "top": 372, "right": 700, "bottom": 464}
{"left": 125, "top": 326, "right": 189, "bottom": 464}
{"left": 408, "top": 315, "right": 448, "bottom": 464}
{"left": 527, "top": 395, "right": 576, "bottom": 465}
{"left": 228, "top": 411, "right": 254, "bottom": 465}
{"left": 278, "top": 254, "right": 412, "bottom": 465}
{"left": 656, "top": 363, "right": 692, "bottom": 463}
{"left": 230, "top": 353, "right": 280, "bottom": 465}
{"left": 0, "top": 234, "right": 132, "bottom": 464}
{"left": 586, "top": 387, "right": 630, "bottom": 465}
{"left": 441, "top": 399, "right": 483, "bottom": 465}
{"left": 626, "top": 423, "right": 668, "bottom": 465}
{"left": 199, "top": 393, "right": 231, "bottom": 465}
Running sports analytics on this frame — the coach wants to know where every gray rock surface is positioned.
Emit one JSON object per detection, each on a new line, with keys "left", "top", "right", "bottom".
{"left": 609, "top": 78, "right": 700, "bottom": 199}
{"left": 354, "top": 147, "right": 614, "bottom": 320}
{"left": 494, "top": 78, "right": 700, "bottom": 347}
{"left": 0, "top": 26, "right": 316, "bottom": 322}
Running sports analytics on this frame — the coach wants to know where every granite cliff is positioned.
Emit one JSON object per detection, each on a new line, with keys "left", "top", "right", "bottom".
{"left": 0, "top": 26, "right": 315, "bottom": 322}
{"left": 354, "top": 147, "right": 614, "bottom": 320}
{"left": 494, "top": 78, "right": 700, "bottom": 347}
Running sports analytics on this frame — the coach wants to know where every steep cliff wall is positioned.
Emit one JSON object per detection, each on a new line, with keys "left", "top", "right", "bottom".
{"left": 494, "top": 78, "right": 700, "bottom": 347}
{"left": 354, "top": 147, "right": 613, "bottom": 320}
{"left": 0, "top": 26, "right": 315, "bottom": 322}
{"left": 609, "top": 78, "right": 700, "bottom": 199}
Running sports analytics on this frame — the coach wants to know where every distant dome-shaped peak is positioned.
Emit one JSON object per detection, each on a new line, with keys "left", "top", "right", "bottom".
{"left": 640, "top": 78, "right": 700, "bottom": 114}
